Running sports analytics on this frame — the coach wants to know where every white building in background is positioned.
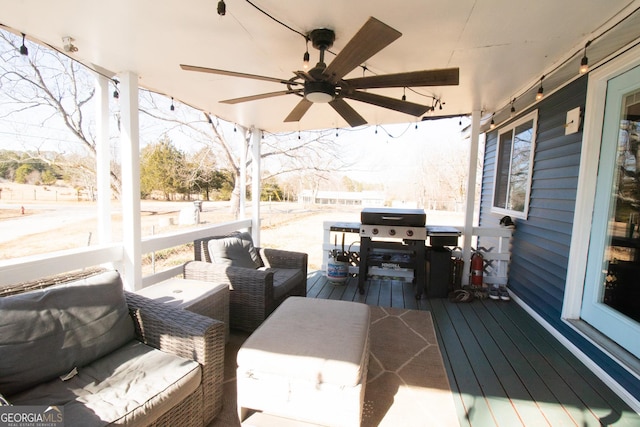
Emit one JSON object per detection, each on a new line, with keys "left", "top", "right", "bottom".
{"left": 298, "top": 190, "right": 385, "bottom": 207}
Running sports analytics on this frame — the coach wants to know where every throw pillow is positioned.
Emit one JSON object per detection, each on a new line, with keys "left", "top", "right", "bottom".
{"left": 0, "top": 270, "right": 135, "bottom": 396}
{"left": 207, "top": 231, "right": 262, "bottom": 269}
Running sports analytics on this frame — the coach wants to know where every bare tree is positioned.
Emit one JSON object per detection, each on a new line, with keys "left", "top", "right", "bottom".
{"left": 138, "top": 90, "right": 348, "bottom": 216}
{"left": 1, "top": 28, "right": 348, "bottom": 213}
{"left": 0, "top": 29, "right": 122, "bottom": 196}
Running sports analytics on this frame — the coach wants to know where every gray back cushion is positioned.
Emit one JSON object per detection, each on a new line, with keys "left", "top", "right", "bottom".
{"left": 0, "top": 270, "right": 135, "bottom": 396}
{"left": 207, "top": 231, "right": 262, "bottom": 269}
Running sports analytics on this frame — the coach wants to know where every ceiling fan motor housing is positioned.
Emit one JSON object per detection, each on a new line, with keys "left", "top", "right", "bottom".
{"left": 309, "top": 28, "right": 335, "bottom": 50}
{"left": 304, "top": 80, "right": 335, "bottom": 103}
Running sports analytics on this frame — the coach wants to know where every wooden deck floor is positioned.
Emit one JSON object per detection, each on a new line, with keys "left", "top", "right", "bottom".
{"left": 306, "top": 271, "right": 640, "bottom": 427}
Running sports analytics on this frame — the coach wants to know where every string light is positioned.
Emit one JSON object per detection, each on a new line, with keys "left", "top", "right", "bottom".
{"left": 303, "top": 38, "right": 310, "bottom": 70}
{"left": 536, "top": 75, "right": 544, "bottom": 101}
{"left": 170, "top": 97, "right": 175, "bottom": 111}
{"left": 580, "top": 40, "right": 591, "bottom": 74}
{"left": 19, "top": 33, "right": 28, "bottom": 56}
{"left": 217, "top": 0, "right": 226, "bottom": 16}
{"left": 112, "top": 80, "right": 119, "bottom": 99}
{"left": 401, "top": 87, "right": 406, "bottom": 101}
{"left": 490, "top": 113, "right": 496, "bottom": 130}
{"left": 510, "top": 99, "right": 516, "bottom": 117}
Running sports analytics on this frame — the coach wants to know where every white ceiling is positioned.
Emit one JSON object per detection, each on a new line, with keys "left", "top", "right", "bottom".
{"left": 2, "top": 0, "right": 639, "bottom": 132}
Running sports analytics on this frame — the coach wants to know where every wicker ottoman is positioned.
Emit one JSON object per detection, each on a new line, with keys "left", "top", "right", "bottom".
{"left": 237, "top": 297, "right": 370, "bottom": 427}
{"left": 136, "top": 277, "right": 229, "bottom": 342}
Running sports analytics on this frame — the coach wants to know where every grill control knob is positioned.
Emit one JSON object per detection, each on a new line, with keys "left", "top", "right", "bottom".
{"left": 372, "top": 228, "right": 379, "bottom": 235}
{"left": 389, "top": 229, "right": 396, "bottom": 236}
{"left": 406, "top": 229, "right": 414, "bottom": 237}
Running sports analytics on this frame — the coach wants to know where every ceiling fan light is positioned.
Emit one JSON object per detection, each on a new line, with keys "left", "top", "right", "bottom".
{"left": 304, "top": 81, "right": 335, "bottom": 103}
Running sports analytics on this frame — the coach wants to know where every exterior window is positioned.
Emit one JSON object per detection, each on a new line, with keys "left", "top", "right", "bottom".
{"left": 492, "top": 111, "right": 538, "bottom": 219}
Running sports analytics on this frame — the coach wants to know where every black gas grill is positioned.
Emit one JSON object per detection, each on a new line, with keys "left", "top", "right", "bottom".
{"left": 357, "top": 208, "right": 427, "bottom": 296}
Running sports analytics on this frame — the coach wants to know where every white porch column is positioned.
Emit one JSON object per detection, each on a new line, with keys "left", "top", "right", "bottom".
{"left": 462, "top": 109, "right": 482, "bottom": 285}
{"left": 251, "top": 127, "right": 262, "bottom": 246}
{"left": 119, "top": 71, "right": 142, "bottom": 291}
{"left": 239, "top": 126, "right": 247, "bottom": 219}
{"left": 95, "top": 75, "right": 112, "bottom": 244}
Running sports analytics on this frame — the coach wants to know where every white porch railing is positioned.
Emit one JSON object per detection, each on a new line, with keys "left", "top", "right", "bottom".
{"left": 0, "top": 219, "right": 252, "bottom": 289}
{"left": 322, "top": 221, "right": 513, "bottom": 286}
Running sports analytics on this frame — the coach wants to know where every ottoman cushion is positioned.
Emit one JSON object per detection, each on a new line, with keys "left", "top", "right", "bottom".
{"left": 237, "top": 297, "right": 369, "bottom": 387}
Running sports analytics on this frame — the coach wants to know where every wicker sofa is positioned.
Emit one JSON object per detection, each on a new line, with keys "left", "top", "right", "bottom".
{"left": 186, "top": 232, "right": 308, "bottom": 332}
{"left": 0, "top": 269, "right": 225, "bottom": 427}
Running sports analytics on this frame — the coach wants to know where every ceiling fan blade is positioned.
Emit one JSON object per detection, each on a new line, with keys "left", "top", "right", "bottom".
{"left": 323, "top": 17, "right": 401, "bottom": 84}
{"left": 180, "top": 64, "right": 298, "bottom": 85}
{"left": 220, "top": 90, "right": 301, "bottom": 104}
{"left": 293, "top": 70, "right": 315, "bottom": 82}
{"left": 284, "top": 99, "right": 313, "bottom": 122}
{"left": 345, "top": 90, "right": 432, "bottom": 116}
{"left": 345, "top": 68, "right": 460, "bottom": 89}
{"left": 329, "top": 98, "right": 368, "bottom": 127}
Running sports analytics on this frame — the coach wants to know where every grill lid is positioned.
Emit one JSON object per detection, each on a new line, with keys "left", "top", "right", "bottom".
{"left": 360, "top": 207, "right": 426, "bottom": 227}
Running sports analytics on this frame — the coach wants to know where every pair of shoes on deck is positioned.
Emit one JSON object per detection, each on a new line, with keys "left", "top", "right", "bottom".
{"left": 466, "top": 285, "right": 489, "bottom": 300}
{"left": 489, "top": 285, "right": 510, "bottom": 301}
{"left": 449, "top": 286, "right": 491, "bottom": 303}
{"left": 449, "top": 289, "right": 474, "bottom": 303}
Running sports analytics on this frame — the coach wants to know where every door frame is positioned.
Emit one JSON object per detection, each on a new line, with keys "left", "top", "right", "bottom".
{"left": 564, "top": 45, "right": 640, "bottom": 330}
{"left": 580, "top": 64, "right": 640, "bottom": 357}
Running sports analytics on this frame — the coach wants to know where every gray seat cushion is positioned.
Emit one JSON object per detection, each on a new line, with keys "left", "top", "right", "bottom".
{"left": 0, "top": 270, "right": 135, "bottom": 396}
{"left": 207, "top": 232, "right": 262, "bottom": 269}
{"left": 265, "top": 268, "right": 306, "bottom": 300}
{"left": 9, "top": 340, "right": 201, "bottom": 427}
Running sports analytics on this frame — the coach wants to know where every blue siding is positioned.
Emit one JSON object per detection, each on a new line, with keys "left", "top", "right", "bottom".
{"left": 479, "top": 75, "right": 640, "bottom": 401}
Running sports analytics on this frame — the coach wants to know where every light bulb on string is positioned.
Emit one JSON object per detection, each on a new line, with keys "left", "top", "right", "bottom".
{"left": 112, "top": 80, "right": 119, "bottom": 99}
{"left": 19, "top": 33, "right": 28, "bottom": 56}
{"left": 302, "top": 38, "right": 310, "bottom": 70}
{"left": 536, "top": 75, "right": 545, "bottom": 101}
{"left": 579, "top": 40, "right": 591, "bottom": 74}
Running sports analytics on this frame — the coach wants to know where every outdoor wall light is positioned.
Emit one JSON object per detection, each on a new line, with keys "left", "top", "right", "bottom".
{"left": 19, "top": 33, "right": 28, "bottom": 56}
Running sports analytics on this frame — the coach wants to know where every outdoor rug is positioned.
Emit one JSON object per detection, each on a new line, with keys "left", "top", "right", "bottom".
{"left": 209, "top": 305, "right": 459, "bottom": 427}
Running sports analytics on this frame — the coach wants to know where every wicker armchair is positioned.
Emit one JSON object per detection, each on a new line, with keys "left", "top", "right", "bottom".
{"left": 0, "top": 269, "right": 225, "bottom": 426}
{"left": 186, "top": 233, "right": 308, "bottom": 332}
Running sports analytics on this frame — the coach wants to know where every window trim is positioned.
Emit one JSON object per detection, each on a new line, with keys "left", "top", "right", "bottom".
{"left": 491, "top": 110, "right": 538, "bottom": 219}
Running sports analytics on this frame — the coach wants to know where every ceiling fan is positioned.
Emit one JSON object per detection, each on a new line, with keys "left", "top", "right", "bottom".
{"left": 180, "top": 17, "right": 459, "bottom": 127}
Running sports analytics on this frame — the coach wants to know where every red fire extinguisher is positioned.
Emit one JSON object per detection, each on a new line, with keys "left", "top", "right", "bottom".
{"left": 470, "top": 252, "right": 484, "bottom": 287}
